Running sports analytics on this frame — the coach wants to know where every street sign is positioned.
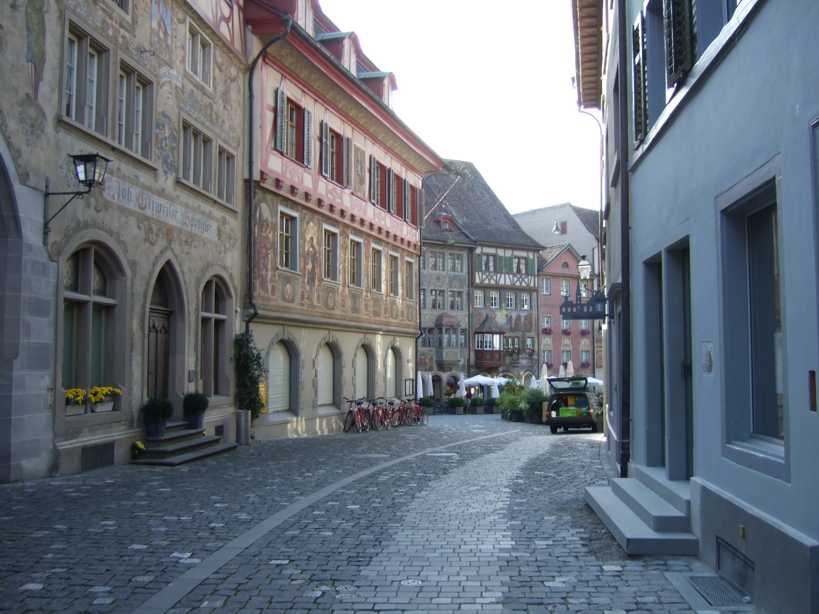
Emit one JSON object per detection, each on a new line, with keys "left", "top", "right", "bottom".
{"left": 560, "top": 292, "right": 607, "bottom": 320}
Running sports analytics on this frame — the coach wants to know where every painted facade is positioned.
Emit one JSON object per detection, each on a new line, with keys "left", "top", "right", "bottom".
{"left": 575, "top": 0, "right": 819, "bottom": 611}
{"left": 246, "top": 2, "right": 442, "bottom": 438}
{"left": 537, "top": 245, "right": 598, "bottom": 378}
{"left": 0, "top": 0, "right": 247, "bottom": 480}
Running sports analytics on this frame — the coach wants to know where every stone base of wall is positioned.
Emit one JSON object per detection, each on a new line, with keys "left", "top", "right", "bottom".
{"left": 693, "top": 478, "right": 819, "bottom": 614}
{"left": 253, "top": 410, "right": 343, "bottom": 440}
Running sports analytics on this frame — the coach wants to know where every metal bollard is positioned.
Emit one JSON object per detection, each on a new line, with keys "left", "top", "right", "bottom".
{"left": 236, "top": 409, "right": 251, "bottom": 445}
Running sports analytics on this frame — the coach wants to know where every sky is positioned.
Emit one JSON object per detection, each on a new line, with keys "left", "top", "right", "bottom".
{"left": 320, "top": 0, "right": 601, "bottom": 215}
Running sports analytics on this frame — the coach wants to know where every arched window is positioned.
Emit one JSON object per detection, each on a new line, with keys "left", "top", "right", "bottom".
{"left": 147, "top": 263, "right": 185, "bottom": 401}
{"left": 268, "top": 341, "right": 291, "bottom": 413}
{"left": 200, "top": 277, "right": 231, "bottom": 396}
{"left": 62, "top": 245, "right": 121, "bottom": 398}
{"left": 354, "top": 346, "right": 369, "bottom": 399}
{"left": 317, "top": 344, "right": 335, "bottom": 407}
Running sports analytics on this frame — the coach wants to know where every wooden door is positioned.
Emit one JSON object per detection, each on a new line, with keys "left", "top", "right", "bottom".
{"left": 147, "top": 308, "right": 170, "bottom": 399}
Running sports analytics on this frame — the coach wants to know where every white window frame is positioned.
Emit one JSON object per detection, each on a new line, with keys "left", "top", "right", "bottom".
{"left": 278, "top": 206, "right": 300, "bottom": 272}
{"left": 64, "top": 26, "right": 109, "bottom": 136}
{"left": 488, "top": 290, "right": 499, "bottom": 309}
{"left": 322, "top": 225, "right": 340, "bottom": 283}
{"left": 117, "top": 61, "right": 153, "bottom": 160}
{"left": 180, "top": 118, "right": 214, "bottom": 193}
{"left": 371, "top": 246, "right": 383, "bottom": 293}
{"left": 520, "top": 293, "right": 530, "bottom": 310}
{"left": 186, "top": 20, "right": 213, "bottom": 88}
{"left": 404, "top": 258, "right": 415, "bottom": 299}
{"left": 217, "top": 144, "right": 237, "bottom": 206}
{"left": 560, "top": 278, "right": 571, "bottom": 297}
{"left": 543, "top": 277, "right": 552, "bottom": 295}
{"left": 349, "top": 237, "right": 364, "bottom": 288}
{"left": 474, "top": 289, "right": 484, "bottom": 308}
{"left": 505, "top": 292, "right": 515, "bottom": 310}
{"left": 543, "top": 314, "right": 552, "bottom": 328}
{"left": 388, "top": 252, "right": 400, "bottom": 297}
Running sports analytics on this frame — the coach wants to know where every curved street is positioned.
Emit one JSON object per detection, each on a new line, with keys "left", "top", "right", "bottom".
{"left": 1, "top": 416, "right": 709, "bottom": 613}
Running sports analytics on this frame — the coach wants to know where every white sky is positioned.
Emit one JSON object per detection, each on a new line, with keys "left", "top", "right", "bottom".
{"left": 320, "top": 0, "right": 601, "bottom": 215}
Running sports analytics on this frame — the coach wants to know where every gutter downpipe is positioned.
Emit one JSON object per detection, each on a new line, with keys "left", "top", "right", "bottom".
{"left": 245, "top": 16, "right": 293, "bottom": 334}
{"left": 616, "top": 0, "right": 632, "bottom": 479}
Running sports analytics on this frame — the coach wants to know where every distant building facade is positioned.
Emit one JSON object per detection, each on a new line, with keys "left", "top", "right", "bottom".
{"left": 422, "top": 161, "right": 542, "bottom": 386}
{"left": 515, "top": 204, "right": 604, "bottom": 379}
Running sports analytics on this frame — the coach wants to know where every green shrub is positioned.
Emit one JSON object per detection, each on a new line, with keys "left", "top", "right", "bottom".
{"left": 183, "top": 392, "right": 209, "bottom": 417}
{"left": 234, "top": 331, "right": 266, "bottom": 418}
{"left": 524, "top": 389, "right": 546, "bottom": 420}
{"left": 471, "top": 395, "right": 484, "bottom": 406}
{"left": 419, "top": 396, "right": 434, "bottom": 407}
{"left": 498, "top": 388, "right": 526, "bottom": 421}
{"left": 447, "top": 397, "right": 465, "bottom": 408}
{"left": 141, "top": 398, "right": 173, "bottom": 424}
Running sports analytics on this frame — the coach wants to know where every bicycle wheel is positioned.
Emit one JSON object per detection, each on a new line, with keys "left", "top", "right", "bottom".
{"left": 343, "top": 411, "right": 355, "bottom": 433}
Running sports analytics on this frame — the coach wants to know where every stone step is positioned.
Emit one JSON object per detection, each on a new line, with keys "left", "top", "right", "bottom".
{"left": 139, "top": 435, "right": 222, "bottom": 459}
{"left": 165, "top": 420, "right": 190, "bottom": 431}
{"left": 145, "top": 427, "right": 205, "bottom": 443}
{"left": 585, "top": 485, "right": 698, "bottom": 556}
{"left": 132, "top": 442, "right": 237, "bottom": 466}
{"left": 631, "top": 464, "right": 691, "bottom": 515}
{"left": 610, "top": 478, "right": 690, "bottom": 532}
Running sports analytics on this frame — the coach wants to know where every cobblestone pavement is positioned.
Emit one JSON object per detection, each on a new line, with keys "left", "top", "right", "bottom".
{"left": 0, "top": 416, "right": 710, "bottom": 613}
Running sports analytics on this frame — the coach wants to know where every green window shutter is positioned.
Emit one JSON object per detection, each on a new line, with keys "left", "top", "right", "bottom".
{"left": 274, "top": 87, "right": 286, "bottom": 153}
{"left": 368, "top": 155, "right": 376, "bottom": 202}
{"left": 475, "top": 254, "right": 482, "bottom": 272}
{"left": 664, "top": 0, "right": 695, "bottom": 87}
{"left": 506, "top": 256, "right": 513, "bottom": 273}
{"left": 303, "top": 109, "right": 312, "bottom": 167}
{"left": 527, "top": 257, "right": 535, "bottom": 275}
{"left": 632, "top": 15, "right": 648, "bottom": 144}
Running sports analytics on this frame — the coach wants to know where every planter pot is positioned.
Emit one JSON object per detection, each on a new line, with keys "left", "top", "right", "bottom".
{"left": 65, "top": 402, "right": 86, "bottom": 416}
{"left": 89, "top": 400, "right": 115, "bottom": 413}
{"left": 454, "top": 406, "right": 464, "bottom": 415}
{"left": 145, "top": 420, "right": 166, "bottom": 440}
{"left": 185, "top": 412, "right": 205, "bottom": 430}
{"left": 236, "top": 409, "right": 251, "bottom": 445}
{"left": 475, "top": 405, "right": 485, "bottom": 415}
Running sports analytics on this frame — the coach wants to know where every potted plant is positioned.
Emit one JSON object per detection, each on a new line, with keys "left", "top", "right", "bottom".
{"left": 472, "top": 395, "right": 485, "bottom": 414}
{"left": 561, "top": 328, "right": 572, "bottom": 336}
{"left": 447, "top": 396, "right": 465, "bottom": 415}
{"left": 234, "top": 332, "right": 266, "bottom": 445}
{"left": 64, "top": 387, "right": 87, "bottom": 416}
{"left": 142, "top": 398, "right": 173, "bottom": 439}
{"left": 524, "top": 389, "right": 546, "bottom": 424}
{"left": 87, "top": 385, "right": 123, "bottom": 413}
{"left": 183, "top": 392, "right": 209, "bottom": 430}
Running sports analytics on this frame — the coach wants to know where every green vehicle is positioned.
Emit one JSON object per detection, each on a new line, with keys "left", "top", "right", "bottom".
{"left": 543, "top": 377, "right": 600, "bottom": 434}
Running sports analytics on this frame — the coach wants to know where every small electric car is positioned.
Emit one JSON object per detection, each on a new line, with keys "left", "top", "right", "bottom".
{"left": 543, "top": 377, "right": 599, "bottom": 434}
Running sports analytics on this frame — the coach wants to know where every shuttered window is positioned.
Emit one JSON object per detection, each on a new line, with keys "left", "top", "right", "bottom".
{"left": 267, "top": 342, "right": 290, "bottom": 412}
{"left": 354, "top": 347, "right": 368, "bottom": 399}
{"left": 632, "top": 14, "right": 648, "bottom": 144}
{"left": 663, "top": 0, "right": 694, "bottom": 87}
{"left": 317, "top": 345, "right": 334, "bottom": 406}
{"left": 274, "top": 88, "right": 312, "bottom": 166}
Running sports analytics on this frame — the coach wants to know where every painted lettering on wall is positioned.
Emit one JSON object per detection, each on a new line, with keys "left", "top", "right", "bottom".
{"left": 104, "top": 176, "right": 218, "bottom": 241}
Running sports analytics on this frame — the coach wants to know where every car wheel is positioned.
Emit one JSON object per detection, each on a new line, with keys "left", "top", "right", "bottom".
{"left": 550, "top": 424, "right": 558, "bottom": 434}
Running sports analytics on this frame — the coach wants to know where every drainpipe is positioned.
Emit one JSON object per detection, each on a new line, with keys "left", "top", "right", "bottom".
{"left": 415, "top": 190, "right": 424, "bottom": 399}
{"left": 616, "top": 0, "right": 632, "bottom": 479}
{"left": 245, "top": 14, "right": 293, "bottom": 334}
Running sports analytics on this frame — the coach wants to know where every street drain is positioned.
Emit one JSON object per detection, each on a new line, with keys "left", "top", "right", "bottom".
{"left": 688, "top": 575, "right": 750, "bottom": 607}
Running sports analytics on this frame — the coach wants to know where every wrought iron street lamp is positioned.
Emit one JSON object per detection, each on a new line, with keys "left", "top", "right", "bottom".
{"left": 560, "top": 254, "right": 607, "bottom": 321}
{"left": 43, "top": 153, "right": 111, "bottom": 245}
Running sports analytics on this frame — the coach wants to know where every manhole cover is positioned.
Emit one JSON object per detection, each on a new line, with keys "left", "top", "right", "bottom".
{"left": 400, "top": 579, "right": 423, "bottom": 586}
{"left": 688, "top": 575, "right": 750, "bottom": 607}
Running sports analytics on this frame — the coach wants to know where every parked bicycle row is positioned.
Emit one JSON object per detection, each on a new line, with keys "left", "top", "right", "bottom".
{"left": 342, "top": 397, "right": 426, "bottom": 433}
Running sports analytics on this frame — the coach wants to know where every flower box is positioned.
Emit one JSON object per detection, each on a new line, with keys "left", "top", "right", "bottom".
{"left": 541, "top": 327, "right": 552, "bottom": 335}
{"left": 580, "top": 329, "right": 590, "bottom": 336}
{"left": 561, "top": 329, "right": 572, "bottom": 336}
{"left": 580, "top": 361, "right": 591, "bottom": 369}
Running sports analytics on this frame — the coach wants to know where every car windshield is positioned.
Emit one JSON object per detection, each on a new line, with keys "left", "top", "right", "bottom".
{"left": 548, "top": 377, "right": 588, "bottom": 392}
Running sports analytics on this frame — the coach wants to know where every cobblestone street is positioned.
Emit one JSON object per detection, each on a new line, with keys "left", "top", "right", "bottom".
{"left": 0, "top": 416, "right": 711, "bottom": 613}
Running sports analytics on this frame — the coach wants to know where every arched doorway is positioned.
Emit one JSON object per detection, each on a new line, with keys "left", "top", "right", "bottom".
{"left": 0, "top": 155, "right": 22, "bottom": 364}
{"left": 354, "top": 345, "right": 370, "bottom": 399}
{"left": 268, "top": 341, "right": 291, "bottom": 413}
{"left": 317, "top": 343, "right": 335, "bottom": 407}
{"left": 146, "top": 263, "right": 184, "bottom": 403}
{"left": 385, "top": 347, "right": 401, "bottom": 398}
{"left": 431, "top": 374, "right": 442, "bottom": 400}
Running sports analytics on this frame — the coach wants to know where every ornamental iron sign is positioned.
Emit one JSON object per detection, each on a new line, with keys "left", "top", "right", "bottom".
{"left": 560, "top": 291, "right": 607, "bottom": 320}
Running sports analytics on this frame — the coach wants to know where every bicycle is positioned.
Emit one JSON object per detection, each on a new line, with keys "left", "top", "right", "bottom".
{"left": 342, "top": 397, "right": 369, "bottom": 433}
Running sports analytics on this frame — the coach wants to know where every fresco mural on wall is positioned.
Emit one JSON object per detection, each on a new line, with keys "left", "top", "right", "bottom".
{"left": 187, "top": 0, "right": 245, "bottom": 56}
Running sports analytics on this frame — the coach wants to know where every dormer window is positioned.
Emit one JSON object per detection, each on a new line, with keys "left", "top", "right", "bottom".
{"left": 438, "top": 214, "right": 454, "bottom": 232}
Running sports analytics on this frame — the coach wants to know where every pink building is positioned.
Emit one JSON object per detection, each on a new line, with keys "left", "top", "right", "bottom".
{"left": 538, "top": 245, "right": 596, "bottom": 377}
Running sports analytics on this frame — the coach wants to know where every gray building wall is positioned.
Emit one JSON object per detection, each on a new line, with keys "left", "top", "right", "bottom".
{"left": 514, "top": 204, "right": 600, "bottom": 274}
{"left": 624, "top": 0, "right": 818, "bottom": 611}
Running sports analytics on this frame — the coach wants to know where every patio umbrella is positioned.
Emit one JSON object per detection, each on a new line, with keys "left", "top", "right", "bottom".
{"left": 528, "top": 376, "right": 539, "bottom": 390}
{"left": 490, "top": 381, "right": 500, "bottom": 399}
{"left": 566, "top": 360, "right": 575, "bottom": 377}
{"left": 541, "top": 363, "right": 549, "bottom": 393}
{"left": 424, "top": 372, "right": 434, "bottom": 398}
{"left": 558, "top": 364, "right": 566, "bottom": 378}
{"left": 416, "top": 371, "right": 424, "bottom": 400}
{"left": 456, "top": 373, "right": 466, "bottom": 398}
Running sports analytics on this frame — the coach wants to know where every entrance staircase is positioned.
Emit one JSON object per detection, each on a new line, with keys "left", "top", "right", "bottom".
{"left": 133, "top": 420, "right": 237, "bottom": 466}
{"left": 585, "top": 464, "right": 698, "bottom": 555}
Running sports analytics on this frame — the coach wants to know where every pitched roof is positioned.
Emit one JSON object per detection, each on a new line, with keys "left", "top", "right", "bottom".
{"left": 537, "top": 244, "right": 581, "bottom": 272}
{"left": 513, "top": 203, "right": 600, "bottom": 241}
{"left": 422, "top": 160, "right": 542, "bottom": 250}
